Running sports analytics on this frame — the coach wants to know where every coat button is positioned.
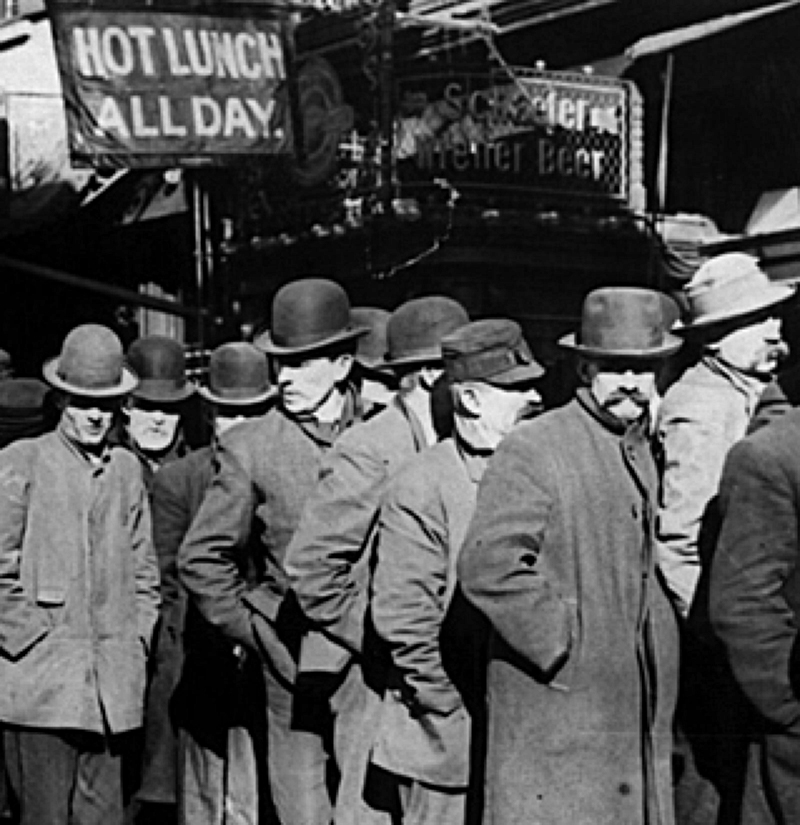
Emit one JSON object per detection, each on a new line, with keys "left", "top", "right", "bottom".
{"left": 619, "top": 782, "right": 631, "bottom": 796}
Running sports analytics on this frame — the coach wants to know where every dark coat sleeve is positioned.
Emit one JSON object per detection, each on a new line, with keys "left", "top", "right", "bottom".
{"left": 457, "top": 427, "right": 573, "bottom": 678}
{"left": 709, "top": 436, "right": 800, "bottom": 729}
{"left": 178, "top": 437, "right": 257, "bottom": 650}
{"left": 748, "top": 365, "right": 800, "bottom": 434}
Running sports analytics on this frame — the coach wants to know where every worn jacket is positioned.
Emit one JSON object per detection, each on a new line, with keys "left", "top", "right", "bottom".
{"left": 459, "top": 390, "right": 679, "bottom": 825}
{"left": 370, "top": 437, "right": 482, "bottom": 788}
{"left": 656, "top": 356, "right": 766, "bottom": 617}
{"left": 0, "top": 429, "right": 160, "bottom": 733}
{"left": 178, "top": 396, "right": 359, "bottom": 681}
{"left": 285, "top": 396, "right": 430, "bottom": 667}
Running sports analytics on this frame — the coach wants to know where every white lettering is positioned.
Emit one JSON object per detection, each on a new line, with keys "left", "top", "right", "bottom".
{"left": 184, "top": 30, "right": 214, "bottom": 76}
{"left": 127, "top": 26, "right": 157, "bottom": 76}
{"left": 96, "top": 96, "right": 128, "bottom": 137}
{"left": 192, "top": 97, "right": 222, "bottom": 136}
{"left": 73, "top": 27, "right": 106, "bottom": 77}
{"left": 210, "top": 32, "right": 240, "bottom": 79}
{"left": 158, "top": 96, "right": 187, "bottom": 137}
{"left": 246, "top": 98, "right": 275, "bottom": 135}
{"left": 223, "top": 97, "right": 255, "bottom": 138}
{"left": 162, "top": 29, "right": 190, "bottom": 76}
{"left": 257, "top": 32, "right": 285, "bottom": 80}
{"left": 101, "top": 26, "right": 135, "bottom": 76}
{"left": 130, "top": 96, "right": 159, "bottom": 137}
{"left": 235, "top": 33, "right": 260, "bottom": 80}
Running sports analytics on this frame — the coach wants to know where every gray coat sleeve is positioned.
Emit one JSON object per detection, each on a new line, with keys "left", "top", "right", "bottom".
{"left": 178, "top": 437, "right": 258, "bottom": 650}
{"left": 457, "top": 429, "right": 573, "bottom": 678}
{"left": 710, "top": 438, "right": 800, "bottom": 729}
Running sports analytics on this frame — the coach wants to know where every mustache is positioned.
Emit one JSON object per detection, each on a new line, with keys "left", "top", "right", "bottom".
{"left": 603, "top": 389, "right": 650, "bottom": 407}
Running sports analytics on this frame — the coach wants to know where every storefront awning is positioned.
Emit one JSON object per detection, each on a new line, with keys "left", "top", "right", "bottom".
{"left": 626, "top": 0, "right": 800, "bottom": 61}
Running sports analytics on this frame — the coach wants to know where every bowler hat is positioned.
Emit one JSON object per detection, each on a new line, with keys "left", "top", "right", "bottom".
{"left": 443, "top": 319, "right": 545, "bottom": 385}
{"left": 43, "top": 324, "right": 138, "bottom": 397}
{"left": 673, "top": 253, "right": 795, "bottom": 332}
{"left": 199, "top": 342, "right": 274, "bottom": 406}
{"left": 559, "top": 288, "right": 682, "bottom": 359}
{"left": 351, "top": 307, "right": 392, "bottom": 373}
{"left": 257, "top": 278, "right": 368, "bottom": 356}
{"left": 0, "top": 378, "right": 53, "bottom": 447}
{"left": 127, "top": 336, "right": 195, "bottom": 403}
{"left": 382, "top": 296, "right": 470, "bottom": 368}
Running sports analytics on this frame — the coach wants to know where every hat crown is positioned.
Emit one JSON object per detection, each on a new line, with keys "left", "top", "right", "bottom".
{"left": 271, "top": 278, "right": 354, "bottom": 350}
{"left": 443, "top": 319, "right": 544, "bottom": 384}
{"left": 385, "top": 296, "right": 469, "bottom": 365}
{"left": 126, "top": 335, "right": 192, "bottom": 402}
{"left": 683, "top": 253, "right": 793, "bottom": 327}
{"left": 351, "top": 307, "right": 391, "bottom": 368}
{"left": 207, "top": 343, "right": 271, "bottom": 402}
{"left": 578, "top": 288, "right": 674, "bottom": 355}
{"left": 57, "top": 324, "right": 126, "bottom": 392}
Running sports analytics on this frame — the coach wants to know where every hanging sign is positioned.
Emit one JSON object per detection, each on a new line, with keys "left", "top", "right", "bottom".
{"left": 396, "top": 68, "right": 644, "bottom": 208}
{"left": 46, "top": 1, "right": 293, "bottom": 167}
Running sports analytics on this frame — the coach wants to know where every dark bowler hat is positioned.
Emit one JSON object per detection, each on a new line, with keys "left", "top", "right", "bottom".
{"left": 559, "top": 288, "right": 682, "bottom": 359}
{"left": 351, "top": 307, "right": 392, "bottom": 372}
{"left": 199, "top": 342, "right": 274, "bottom": 405}
{"left": 127, "top": 335, "right": 195, "bottom": 403}
{"left": 443, "top": 319, "right": 545, "bottom": 385}
{"left": 0, "top": 378, "right": 54, "bottom": 448}
{"left": 257, "top": 278, "right": 368, "bottom": 356}
{"left": 43, "top": 324, "right": 138, "bottom": 397}
{"left": 382, "top": 296, "right": 469, "bottom": 368}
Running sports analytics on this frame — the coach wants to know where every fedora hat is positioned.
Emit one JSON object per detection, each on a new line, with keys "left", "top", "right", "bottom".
{"left": 127, "top": 336, "right": 195, "bottom": 403}
{"left": 43, "top": 324, "right": 138, "bottom": 397}
{"left": 674, "top": 253, "right": 795, "bottom": 332}
{"left": 443, "top": 319, "right": 545, "bottom": 385}
{"left": 559, "top": 288, "right": 682, "bottom": 359}
{"left": 256, "top": 278, "right": 368, "bottom": 356}
{"left": 199, "top": 342, "right": 274, "bottom": 405}
{"left": 382, "top": 296, "right": 470, "bottom": 368}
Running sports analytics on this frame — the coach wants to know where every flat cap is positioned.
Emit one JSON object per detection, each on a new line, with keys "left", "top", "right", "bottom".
{"left": 442, "top": 319, "right": 544, "bottom": 385}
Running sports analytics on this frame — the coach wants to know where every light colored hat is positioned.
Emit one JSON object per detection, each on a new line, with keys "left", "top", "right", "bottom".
{"left": 559, "top": 288, "right": 682, "bottom": 359}
{"left": 675, "top": 253, "right": 795, "bottom": 332}
{"left": 199, "top": 342, "right": 274, "bottom": 406}
{"left": 43, "top": 324, "right": 138, "bottom": 397}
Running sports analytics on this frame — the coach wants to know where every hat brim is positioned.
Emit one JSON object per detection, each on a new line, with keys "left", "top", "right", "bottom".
{"left": 255, "top": 325, "right": 369, "bottom": 356}
{"left": 380, "top": 349, "right": 445, "bottom": 369}
{"left": 484, "top": 361, "right": 546, "bottom": 385}
{"left": 43, "top": 358, "right": 139, "bottom": 397}
{"left": 558, "top": 333, "right": 683, "bottom": 359}
{"left": 132, "top": 383, "right": 196, "bottom": 403}
{"left": 198, "top": 386, "right": 276, "bottom": 406}
{"left": 673, "top": 284, "right": 796, "bottom": 334}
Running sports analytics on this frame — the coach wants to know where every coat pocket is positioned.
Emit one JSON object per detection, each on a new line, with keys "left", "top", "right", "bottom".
{"left": 547, "top": 597, "right": 584, "bottom": 693}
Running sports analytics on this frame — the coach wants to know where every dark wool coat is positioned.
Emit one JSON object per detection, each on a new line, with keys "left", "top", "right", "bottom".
{"left": 710, "top": 406, "right": 800, "bottom": 823}
{"left": 458, "top": 391, "right": 679, "bottom": 825}
{"left": 0, "top": 430, "right": 160, "bottom": 733}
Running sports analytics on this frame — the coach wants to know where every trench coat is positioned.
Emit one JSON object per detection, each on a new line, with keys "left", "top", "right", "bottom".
{"left": 0, "top": 429, "right": 160, "bottom": 733}
{"left": 709, "top": 407, "right": 800, "bottom": 824}
{"left": 370, "top": 437, "right": 481, "bottom": 788}
{"left": 458, "top": 390, "right": 679, "bottom": 825}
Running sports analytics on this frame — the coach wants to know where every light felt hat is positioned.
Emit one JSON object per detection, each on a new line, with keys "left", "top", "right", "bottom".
{"left": 43, "top": 324, "right": 138, "bottom": 397}
{"left": 199, "top": 342, "right": 274, "bottom": 406}
{"left": 674, "top": 253, "right": 795, "bottom": 332}
{"left": 559, "top": 287, "right": 682, "bottom": 359}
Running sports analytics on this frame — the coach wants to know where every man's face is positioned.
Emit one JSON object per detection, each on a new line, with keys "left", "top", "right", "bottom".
{"left": 715, "top": 316, "right": 786, "bottom": 376}
{"left": 274, "top": 353, "right": 350, "bottom": 418}
{"left": 61, "top": 395, "right": 118, "bottom": 448}
{"left": 124, "top": 399, "right": 181, "bottom": 453}
{"left": 474, "top": 382, "right": 543, "bottom": 450}
{"left": 585, "top": 358, "right": 659, "bottom": 424}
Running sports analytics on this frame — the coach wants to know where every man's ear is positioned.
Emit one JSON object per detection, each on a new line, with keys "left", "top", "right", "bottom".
{"left": 333, "top": 352, "right": 355, "bottom": 382}
{"left": 456, "top": 383, "right": 482, "bottom": 418}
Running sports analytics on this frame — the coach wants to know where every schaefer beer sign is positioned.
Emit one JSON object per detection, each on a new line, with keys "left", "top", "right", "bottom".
{"left": 47, "top": 1, "right": 292, "bottom": 166}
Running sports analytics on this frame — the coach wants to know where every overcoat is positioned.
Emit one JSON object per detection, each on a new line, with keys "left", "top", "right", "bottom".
{"left": 0, "top": 430, "right": 160, "bottom": 733}
{"left": 458, "top": 390, "right": 679, "bottom": 825}
{"left": 709, "top": 406, "right": 800, "bottom": 823}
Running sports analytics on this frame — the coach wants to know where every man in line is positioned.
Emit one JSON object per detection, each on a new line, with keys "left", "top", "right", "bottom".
{"left": 655, "top": 253, "right": 794, "bottom": 824}
{"left": 179, "top": 278, "right": 368, "bottom": 825}
{"left": 459, "top": 288, "right": 681, "bottom": 825}
{"left": 350, "top": 307, "right": 396, "bottom": 418}
{"left": 708, "top": 400, "right": 800, "bottom": 824}
{"left": 369, "top": 319, "right": 543, "bottom": 824}
{"left": 284, "top": 296, "right": 469, "bottom": 823}
{"left": 152, "top": 342, "right": 275, "bottom": 825}
{"left": 0, "top": 324, "right": 160, "bottom": 824}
